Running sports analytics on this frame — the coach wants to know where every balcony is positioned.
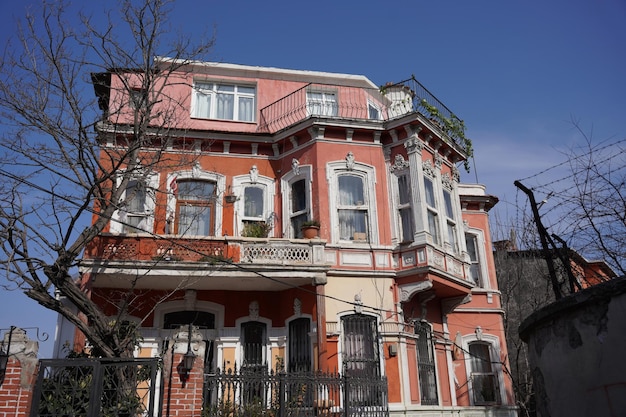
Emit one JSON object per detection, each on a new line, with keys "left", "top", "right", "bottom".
{"left": 257, "top": 77, "right": 467, "bottom": 149}
{"left": 86, "top": 234, "right": 326, "bottom": 266}
{"left": 83, "top": 234, "right": 329, "bottom": 290}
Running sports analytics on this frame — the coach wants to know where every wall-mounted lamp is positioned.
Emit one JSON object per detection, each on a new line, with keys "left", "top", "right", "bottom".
{"left": 180, "top": 323, "right": 196, "bottom": 387}
{"left": 388, "top": 343, "right": 398, "bottom": 358}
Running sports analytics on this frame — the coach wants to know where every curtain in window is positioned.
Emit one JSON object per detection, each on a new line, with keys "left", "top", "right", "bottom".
{"left": 216, "top": 85, "right": 234, "bottom": 119}
{"left": 244, "top": 187, "right": 264, "bottom": 218}
{"left": 178, "top": 205, "right": 211, "bottom": 236}
{"left": 338, "top": 176, "right": 367, "bottom": 240}
{"left": 469, "top": 343, "right": 499, "bottom": 404}
{"left": 424, "top": 177, "right": 436, "bottom": 207}
{"left": 238, "top": 86, "right": 255, "bottom": 122}
{"left": 342, "top": 315, "right": 380, "bottom": 377}
{"left": 193, "top": 84, "right": 212, "bottom": 118}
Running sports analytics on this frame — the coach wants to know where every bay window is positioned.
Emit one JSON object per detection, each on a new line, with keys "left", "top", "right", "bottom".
{"left": 465, "top": 232, "right": 483, "bottom": 286}
{"left": 192, "top": 82, "right": 256, "bottom": 122}
{"left": 424, "top": 176, "right": 441, "bottom": 245}
{"left": 396, "top": 173, "right": 414, "bottom": 242}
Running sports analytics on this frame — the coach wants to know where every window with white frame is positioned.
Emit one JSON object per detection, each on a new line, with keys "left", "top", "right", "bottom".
{"left": 415, "top": 321, "right": 439, "bottom": 405}
{"left": 111, "top": 173, "right": 158, "bottom": 234}
{"left": 281, "top": 166, "right": 312, "bottom": 239}
{"left": 424, "top": 176, "right": 440, "bottom": 245}
{"left": 327, "top": 161, "right": 377, "bottom": 244}
{"left": 233, "top": 174, "right": 275, "bottom": 237}
{"left": 306, "top": 90, "right": 338, "bottom": 116}
{"left": 465, "top": 339, "right": 503, "bottom": 406}
{"left": 443, "top": 189, "right": 458, "bottom": 253}
{"left": 192, "top": 82, "right": 256, "bottom": 122}
{"left": 338, "top": 174, "right": 369, "bottom": 242}
{"left": 465, "top": 233, "right": 483, "bottom": 285}
{"left": 468, "top": 342, "right": 500, "bottom": 404}
{"left": 368, "top": 101, "right": 382, "bottom": 120}
{"left": 342, "top": 314, "right": 380, "bottom": 378}
{"left": 396, "top": 172, "right": 414, "bottom": 242}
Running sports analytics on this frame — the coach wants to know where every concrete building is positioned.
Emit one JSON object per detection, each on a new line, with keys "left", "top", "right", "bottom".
{"left": 59, "top": 60, "right": 517, "bottom": 416}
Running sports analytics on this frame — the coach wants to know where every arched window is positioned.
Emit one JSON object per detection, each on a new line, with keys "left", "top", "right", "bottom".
{"left": 288, "top": 318, "right": 311, "bottom": 372}
{"left": 468, "top": 342, "right": 500, "bottom": 405}
{"left": 415, "top": 321, "right": 438, "bottom": 405}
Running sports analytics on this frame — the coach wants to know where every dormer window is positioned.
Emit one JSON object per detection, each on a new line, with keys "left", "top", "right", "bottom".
{"left": 306, "top": 90, "right": 338, "bottom": 117}
{"left": 192, "top": 82, "right": 256, "bottom": 122}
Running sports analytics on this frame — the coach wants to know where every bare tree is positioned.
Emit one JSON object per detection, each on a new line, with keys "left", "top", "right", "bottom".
{"left": 0, "top": 0, "right": 215, "bottom": 358}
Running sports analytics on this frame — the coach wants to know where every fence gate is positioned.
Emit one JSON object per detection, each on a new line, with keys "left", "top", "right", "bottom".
{"left": 30, "top": 358, "right": 160, "bottom": 417}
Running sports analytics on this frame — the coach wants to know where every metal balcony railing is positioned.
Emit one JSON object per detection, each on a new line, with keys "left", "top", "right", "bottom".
{"left": 257, "top": 77, "right": 466, "bottom": 147}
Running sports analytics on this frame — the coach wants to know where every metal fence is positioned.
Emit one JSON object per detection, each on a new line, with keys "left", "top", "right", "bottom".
{"left": 30, "top": 358, "right": 160, "bottom": 417}
{"left": 203, "top": 367, "right": 389, "bottom": 417}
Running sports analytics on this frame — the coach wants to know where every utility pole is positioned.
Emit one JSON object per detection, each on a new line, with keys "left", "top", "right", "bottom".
{"left": 514, "top": 180, "right": 562, "bottom": 299}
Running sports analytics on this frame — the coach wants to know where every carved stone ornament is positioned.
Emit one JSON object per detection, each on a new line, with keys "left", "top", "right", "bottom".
{"left": 249, "top": 165, "right": 259, "bottom": 183}
{"left": 434, "top": 153, "right": 444, "bottom": 169}
{"left": 345, "top": 152, "right": 355, "bottom": 170}
{"left": 442, "top": 173, "right": 454, "bottom": 190}
{"left": 422, "top": 159, "right": 435, "bottom": 178}
{"left": 404, "top": 136, "right": 424, "bottom": 154}
{"left": 390, "top": 154, "right": 410, "bottom": 172}
{"left": 192, "top": 161, "right": 201, "bottom": 177}
{"left": 294, "top": 298, "right": 302, "bottom": 316}
{"left": 291, "top": 158, "right": 300, "bottom": 176}
{"left": 452, "top": 165, "right": 461, "bottom": 182}
{"left": 249, "top": 301, "right": 259, "bottom": 320}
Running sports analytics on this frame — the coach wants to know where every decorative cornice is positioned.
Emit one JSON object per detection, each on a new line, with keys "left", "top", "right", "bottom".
{"left": 422, "top": 159, "right": 435, "bottom": 178}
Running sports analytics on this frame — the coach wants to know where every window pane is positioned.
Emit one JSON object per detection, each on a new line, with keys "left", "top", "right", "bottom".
{"left": 288, "top": 318, "right": 311, "bottom": 372}
{"left": 178, "top": 181, "right": 215, "bottom": 200}
{"left": 242, "top": 321, "right": 266, "bottom": 367}
{"left": 368, "top": 103, "right": 380, "bottom": 120}
{"left": 178, "top": 204, "right": 211, "bottom": 236}
{"left": 238, "top": 96, "right": 254, "bottom": 122}
{"left": 415, "top": 322, "right": 438, "bottom": 405}
{"left": 126, "top": 180, "right": 146, "bottom": 213}
{"left": 342, "top": 315, "right": 380, "bottom": 377}
{"left": 291, "top": 212, "right": 308, "bottom": 238}
{"left": 424, "top": 177, "right": 436, "bottom": 207}
{"left": 398, "top": 175, "right": 411, "bottom": 205}
{"left": 291, "top": 179, "right": 307, "bottom": 212}
{"left": 400, "top": 207, "right": 414, "bottom": 242}
{"left": 443, "top": 190, "right": 454, "bottom": 218}
{"left": 339, "top": 176, "right": 364, "bottom": 205}
{"left": 244, "top": 187, "right": 264, "bottom": 218}
{"left": 448, "top": 222, "right": 458, "bottom": 252}
{"left": 339, "top": 209, "right": 367, "bottom": 241}
{"left": 428, "top": 211, "right": 439, "bottom": 244}
{"left": 216, "top": 92, "right": 234, "bottom": 119}
{"left": 466, "top": 234, "right": 478, "bottom": 261}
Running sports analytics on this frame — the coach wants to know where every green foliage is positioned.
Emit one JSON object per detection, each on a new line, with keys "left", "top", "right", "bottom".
{"left": 420, "top": 98, "right": 474, "bottom": 172}
{"left": 300, "top": 219, "right": 320, "bottom": 228}
{"left": 242, "top": 221, "right": 272, "bottom": 238}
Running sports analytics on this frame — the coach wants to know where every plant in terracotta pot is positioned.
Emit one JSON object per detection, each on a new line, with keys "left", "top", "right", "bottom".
{"left": 300, "top": 220, "right": 320, "bottom": 239}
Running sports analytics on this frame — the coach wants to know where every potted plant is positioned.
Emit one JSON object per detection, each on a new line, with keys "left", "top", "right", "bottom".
{"left": 300, "top": 220, "right": 320, "bottom": 239}
{"left": 242, "top": 221, "right": 272, "bottom": 238}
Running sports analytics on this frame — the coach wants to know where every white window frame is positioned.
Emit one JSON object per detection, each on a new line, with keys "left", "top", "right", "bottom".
{"left": 281, "top": 166, "right": 313, "bottom": 239}
{"left": 232, "top": 174, "right": 275, "bottom": 237}
{"left": 424, "top": 175, "right": 441, "bottom": 245}
{"left": 191, "top": 81, "right": 256, "bottom": 122}
{"left": 443, "top": 189, "right": 459, "bottom": 253}
{"left": 306, "top": 89, "right": 338, "bottom": 117}
{"left": 464, "top": 229, "right": 489, "bottom": 288}
{"left": 110, "top": 171, "right": 159, "bottom": 234}
{"left": 337, "top": 311, "right": 384, "bottom": 379}
{"left": 327, "top": 161, "right": 378, "bottom": 244}
{"left": 166, "top": 170, "right": 226, "bottom": 237}
{"left": 392, "top": 170, "right": 414, "bottom": 243}
{"left": 367, "top": 100, "right": 382, "bottom": 120}
{"left": 461, "top": 333, "right": 506, "bottom": 406}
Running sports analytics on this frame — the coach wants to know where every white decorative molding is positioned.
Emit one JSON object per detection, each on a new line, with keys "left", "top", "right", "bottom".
{"left": 291, "top": 158, "right": 300, "bottom": 176}
{"left": 390, "top": 154, "right": 410, "bottom": 172}
{"left": 399, "top": 280, "right": 433, "bottom": 302}
{"left": 345, "top": 151, "right": 355, "bottom": 170}
{"left": 422, "top": 159, "right": 435, "bottom": 178}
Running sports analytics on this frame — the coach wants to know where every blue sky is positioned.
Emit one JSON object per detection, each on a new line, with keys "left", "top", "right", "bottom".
{"left": 1, "top": 0, "right": 625, "bottom": 357}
